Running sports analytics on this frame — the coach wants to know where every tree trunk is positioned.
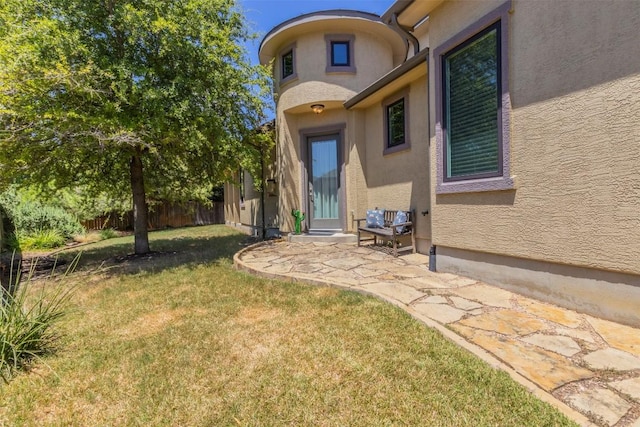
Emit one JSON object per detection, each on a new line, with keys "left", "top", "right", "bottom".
{"left": 130, "top": 150, "right": 150, "bottom": 254}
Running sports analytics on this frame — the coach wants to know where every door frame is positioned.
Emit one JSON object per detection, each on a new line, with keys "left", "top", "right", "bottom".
{"left": 299, "top": 123, "right": 346, "bottom": 232}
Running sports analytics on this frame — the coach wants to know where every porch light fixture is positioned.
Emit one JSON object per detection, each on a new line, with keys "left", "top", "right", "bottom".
{"left": 311, "top": 104, "right": 325, "bottom": 114}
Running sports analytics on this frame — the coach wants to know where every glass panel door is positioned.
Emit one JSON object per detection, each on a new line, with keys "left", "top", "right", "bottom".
{"left": 308, "top": 134, "right": 341, "bottom": 230}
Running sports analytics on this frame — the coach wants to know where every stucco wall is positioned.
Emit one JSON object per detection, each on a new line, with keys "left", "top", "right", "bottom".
{"left": 360, "top": 77, "right": 431, "bottom": 248}
{"left": 275, "top": 31, "right": 395, "bottom": 113}
{"left": 271, "top": 21, "right": 406, "bottom": 233}
{"left": 223, "top": 181, "right": 240, "bottom": 225}
{"left": 429, "top": 0, "right": 640, "bottom": 275}
{"left": 224, "top": 164, "right": 279, "bottom": 234}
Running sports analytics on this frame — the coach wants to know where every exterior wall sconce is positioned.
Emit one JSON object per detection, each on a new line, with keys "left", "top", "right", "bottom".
{"left": 311, "top": 104, "right": 325, "bottom": 114}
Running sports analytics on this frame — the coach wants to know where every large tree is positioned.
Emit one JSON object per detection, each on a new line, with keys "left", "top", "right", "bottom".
{"left": 0, "top": 0, "right": 270, "bottom": 253}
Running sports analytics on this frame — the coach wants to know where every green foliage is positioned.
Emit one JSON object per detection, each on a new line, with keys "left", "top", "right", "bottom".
{"left": 0, "top": 189, "right": 83, "bottom": 243}
{"left": 0, "top": 256, "right": 78, "bottom": 383}
{"left": 18, "top": 230, "right": 66, "bottom": 250}
{"left": 99, "top": 228, "right": 118, "bottom": 240}
{"left": 0, "top": 0, "right": 272, "bottom": 254}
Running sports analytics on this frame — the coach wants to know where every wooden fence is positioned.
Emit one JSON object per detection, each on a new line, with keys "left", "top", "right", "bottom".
{"left": 82, "top": 201, "right": 224, "bottom": 231}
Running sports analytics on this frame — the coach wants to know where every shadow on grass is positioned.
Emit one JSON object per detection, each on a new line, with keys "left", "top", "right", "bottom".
{"left": 57, "top": 226, "right": 256, "bottom": 278}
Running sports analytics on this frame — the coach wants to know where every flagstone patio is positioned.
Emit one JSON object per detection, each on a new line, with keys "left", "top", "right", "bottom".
{"left": 235, "top": 240, "right": 640, "bottom": 427}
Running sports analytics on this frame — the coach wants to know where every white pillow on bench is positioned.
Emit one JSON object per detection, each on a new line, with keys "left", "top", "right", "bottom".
{"left": 366, "top": 209, "right": 385, "bottom": 228}
{"left": 392, "top": 211, "right": 408, "bottom": 234}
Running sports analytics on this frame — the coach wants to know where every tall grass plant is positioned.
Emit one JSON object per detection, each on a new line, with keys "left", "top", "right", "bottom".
{"left": 0, "top": 255, "right": 78, "bottom": 382}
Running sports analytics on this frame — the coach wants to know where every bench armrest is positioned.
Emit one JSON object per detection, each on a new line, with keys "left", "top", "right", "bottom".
{"left": 392, "top": 221, "right": 412, "bottom": 227}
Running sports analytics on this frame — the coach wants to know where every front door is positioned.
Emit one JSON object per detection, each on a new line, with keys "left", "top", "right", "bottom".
{"left": 308, "top": 134, "right": 341, "bottom": 230}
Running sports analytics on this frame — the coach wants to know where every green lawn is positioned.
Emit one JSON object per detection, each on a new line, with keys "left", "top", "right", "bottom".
{"left": 0, "top": 225, "right": 576, "bottom": 426}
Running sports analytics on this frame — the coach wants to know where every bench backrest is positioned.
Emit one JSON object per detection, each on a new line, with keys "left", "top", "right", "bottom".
{"left": 380, "top": 209, "right": 413, "bottom": 228}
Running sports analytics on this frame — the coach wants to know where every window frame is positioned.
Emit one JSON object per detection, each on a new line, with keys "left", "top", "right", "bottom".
{"left": 325, "top": 34, "right": 356, "bottom": 74}
{"left": 330, "top": 41, "right": 350, "bottom": 66}
{"left": 239, "top": 168, "right": 246, "bottom": 208}
{"left": 279, "top": 42, "right": 297, "bottom": 85}
{"left": 434, "top": 1, "right": 514, "bottom": 194}
{"left": 383, "top": 88, "right": 411, "bottom": 155}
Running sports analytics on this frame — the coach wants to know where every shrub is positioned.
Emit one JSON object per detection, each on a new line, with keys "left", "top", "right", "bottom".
{"left": 18, "top": 230, "right": 66, "bottom": 250}
{"left": 11, "top": 202, "right": 83, "bottom": 239}
{"left": 99, "top": 228, "right": 118, "bottom": 240}
{"left": 0, "top": 189, "right": 84, "bottom": 250}
{"left": 0, "top": 256, "right": 77, "bottom": 383}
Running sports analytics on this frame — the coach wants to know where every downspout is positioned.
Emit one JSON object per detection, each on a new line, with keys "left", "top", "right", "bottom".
{"left": 260, "top": 144, "right": 266, "bottom": 240}
{"left": 390, "top": 13, "right": 420, "bottom": 56}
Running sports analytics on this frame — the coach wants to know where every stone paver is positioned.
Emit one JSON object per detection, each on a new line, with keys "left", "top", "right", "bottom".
{"left": 566, "top": 387, "right": 632, "bottom": 426}
{"left": 413, "top": 302, "right": 466, "bottom": 324}
{"left": 610, "top": 377, "right": 640, "bottom": 400}
{"left": 360, "top": 282, "right": 426, "bottom": 305}
{"left": 555, "top": 326, "right": 597, "bottom": 344}
{"left": 583, "top": 348, "right": 640, "bottom": 371}
{"left": 449, "top": 284, "right": 514, "bottom": 308}
{"left": 450, "top": 324, "right": 593, "bottom": 391}
{"left": 457, "top": 310, "right": 547, "bottom": 336}
{"left": 519, "top": 299, "right": 584, "bottom": 328}
{"left": 235, "top": 241, "right": 640, "bottom": 426}
{"left": 400, "top": 275, "right": 454, "bottom": 290}
{"left": 323, "top": 257, "right": 369, "bottom": 270}
{"left": 422, "top": 295, "right": 448, "bottom": 304}
{"left": 587, "top": 316, "right": 640, "bottom": 357}
{"left": 450, "top": 296, "right": 483, "bottom": 311}
{"left": 523, "top": 333, "right": 582, "bottom": 357}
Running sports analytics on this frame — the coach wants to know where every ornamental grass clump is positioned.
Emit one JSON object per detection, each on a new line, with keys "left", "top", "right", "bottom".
{"left": 0, "top": 255, "right": 78, "bottom": 383}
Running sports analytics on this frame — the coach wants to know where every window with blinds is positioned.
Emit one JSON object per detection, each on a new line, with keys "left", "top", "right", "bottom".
{"left": 443, "top": 22, "right": 501, "bottom": 180}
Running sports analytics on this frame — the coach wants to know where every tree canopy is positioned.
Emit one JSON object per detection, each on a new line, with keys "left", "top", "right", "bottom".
{"left": 0, "top": 0, "right": 271, "bottom": 253}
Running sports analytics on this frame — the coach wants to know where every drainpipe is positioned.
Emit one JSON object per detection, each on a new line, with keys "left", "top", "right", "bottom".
{"left": 429, "top": 245, "right": 436, "bottom": 272}
{"left": 390, "top": 13, "right": 420, "bottom": 56}
{"left": 260, "top": 144, "right": 266, "bottom": 240}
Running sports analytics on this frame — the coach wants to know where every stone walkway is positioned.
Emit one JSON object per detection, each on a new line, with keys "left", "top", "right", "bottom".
{"left": 234, "top": 241, "right": 640, "bottom": 427}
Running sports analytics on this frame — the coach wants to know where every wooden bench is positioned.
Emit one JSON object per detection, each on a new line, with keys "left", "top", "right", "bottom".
{"left": 355, "top": 209, "right": 415, "bottom": 257}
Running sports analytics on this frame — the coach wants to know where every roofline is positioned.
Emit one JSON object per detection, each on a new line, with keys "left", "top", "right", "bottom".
{"left": 380, "top": 0, "right": 415, "bottom": 24}
{"left": 344, "top": 48, "right": 429, "bottom": 109}
{"left": 259, "top": 10, "right": 383, "bottom": 54}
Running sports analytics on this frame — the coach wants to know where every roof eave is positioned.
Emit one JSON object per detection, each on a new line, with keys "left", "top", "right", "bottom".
{"left": 344, "top": 48, "right": 429, "bottom": 110}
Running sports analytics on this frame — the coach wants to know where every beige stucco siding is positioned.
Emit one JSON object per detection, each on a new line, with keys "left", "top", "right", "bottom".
{"left": 275, "top": 31, "right": 396, "bottom": 113}
{"left": 271, "top": 21, "right": 406, "bottom": 233}
{"left": 429, "top": 0, "right": 640, "bottom": 275}
{"left": 360, "top": 77, "right": 431, "bottom": 247}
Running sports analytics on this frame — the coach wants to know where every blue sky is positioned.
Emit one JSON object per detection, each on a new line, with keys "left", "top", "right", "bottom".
{"left": 238, "top": 0, "right": 392, "bottom": 65}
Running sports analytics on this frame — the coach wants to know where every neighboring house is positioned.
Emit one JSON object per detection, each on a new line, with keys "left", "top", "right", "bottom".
{"left": 231, "top": 0, "right": 640, "bottom": 327}
{"left": 224, "top": 121, "right": 279, "bottom": 238}
{"left": 224, "top": 163, "right": 280, "bottom": 239}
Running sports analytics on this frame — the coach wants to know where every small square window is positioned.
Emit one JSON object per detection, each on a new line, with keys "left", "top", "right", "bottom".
{"left": 325, "top": 34, "right": 356, "bottom": 73}
{"left": 331, "top": 41, "right": 350, "bottom": 66}
{"left": 281, "top": 50, "right": 294, "bottom": 79}
{"left": 387, "top": 99, "right": 405, "bottom": 148}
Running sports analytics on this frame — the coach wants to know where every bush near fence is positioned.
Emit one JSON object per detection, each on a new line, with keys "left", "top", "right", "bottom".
{"left": 82, "top": 201, "right": 224, "bottom": 231}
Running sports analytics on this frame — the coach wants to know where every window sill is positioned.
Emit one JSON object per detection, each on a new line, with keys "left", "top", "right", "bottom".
{"left": 436, "top": 175, "right": 516, "bottom": 194}
{"left": 279, "top": 74, "right": 298, "bottom": 88}
{"left": 383, "top": 142, "right": 411, "bottom": 156}
{"left": 326, "top": 66, "right": 356, "bottom": 74}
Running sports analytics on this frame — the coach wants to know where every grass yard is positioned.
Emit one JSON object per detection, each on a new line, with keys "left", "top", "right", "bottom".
{"left": 0, "top": 225, "right": 577, "bottom": 426}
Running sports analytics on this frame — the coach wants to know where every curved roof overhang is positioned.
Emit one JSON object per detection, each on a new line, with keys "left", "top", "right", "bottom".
{"left": 381, "top": 0, "right": 444, "bottom": 29}
{"left": 259, "top": 10, "right": 407, "bottom": 65}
